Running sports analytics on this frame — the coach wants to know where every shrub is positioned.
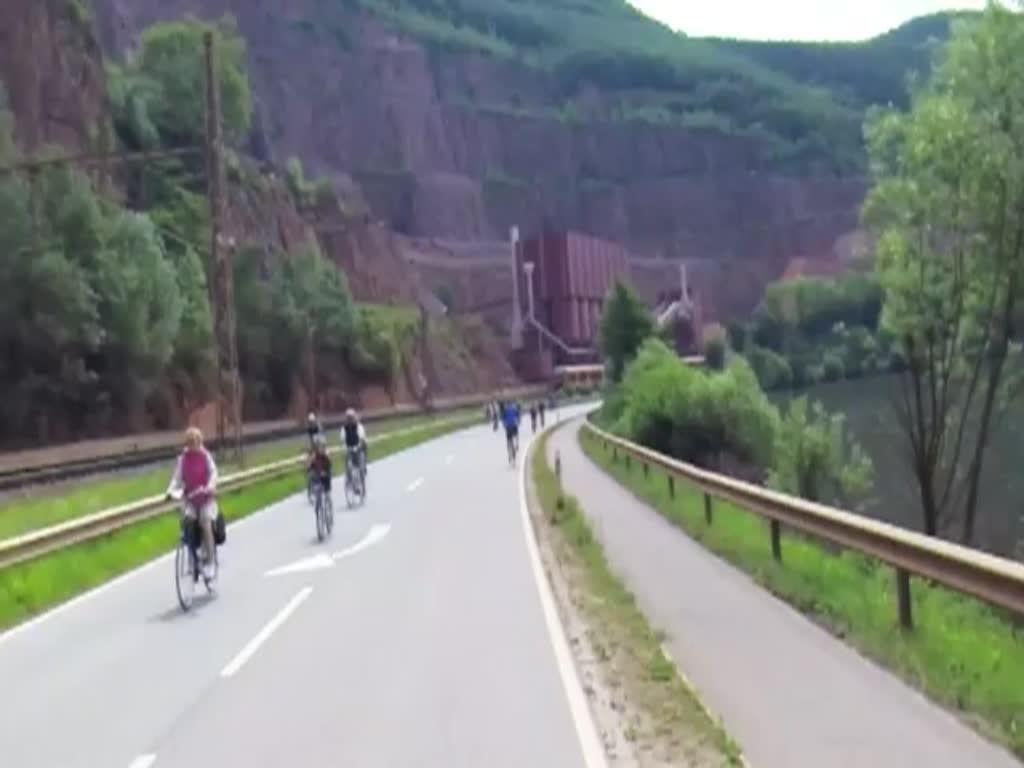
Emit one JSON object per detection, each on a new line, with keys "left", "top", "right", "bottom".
{"left": 703, "top": 323, "right": 728, "bottom": 370}
{"left": 746, "top": 345, "right": 793, "bottom": 390}
{"left": 822, "top": 350, "right": 845, "bottom": 381}
{"left": 769, "top": 397, "right": 873, "bottom": 507}
{"left": 613, "top": 340, "right": 778, "bottom": 470}
{"left": 726, "top": 321, "right": 748, "bottom": 353}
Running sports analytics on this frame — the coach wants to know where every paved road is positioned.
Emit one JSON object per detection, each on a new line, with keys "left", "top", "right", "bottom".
{"left": 0, "top": 414, "right": 600, "bottom": 768}
{"left": 549, "top": 419, "right": 1022, "bottom": 768}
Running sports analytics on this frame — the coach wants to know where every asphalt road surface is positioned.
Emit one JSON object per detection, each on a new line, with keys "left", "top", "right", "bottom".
{"left": 0, "top": 411, "right": 603, "bottom": 768}
{"left": 549, "top": 419, "right": 1022, "bottom": 768}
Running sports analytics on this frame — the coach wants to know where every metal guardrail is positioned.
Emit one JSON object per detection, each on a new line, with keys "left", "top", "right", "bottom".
{"left": 0, "top": 414, "right": 477, "bottom": 571}
{"left": 584, "top": 422, "right": 1024, "bottom": 626}
{"left": 0, "top": 386, "right": 548, "bottom": 491}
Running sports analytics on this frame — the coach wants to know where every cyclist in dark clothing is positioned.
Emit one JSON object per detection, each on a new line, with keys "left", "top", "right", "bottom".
{"left": 307, "top": 434, "right": 332, "bottom": 493}
{"left": 307, "top": 412, "right": 323, "bottom": 448}
{"left": 502, "top": 400, "right": 521, "bottom": 462}
{"left": 341, "top": 408, "right": 368, "bottom": 478}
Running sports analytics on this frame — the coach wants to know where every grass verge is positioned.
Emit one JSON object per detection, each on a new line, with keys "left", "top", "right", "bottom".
{"left": 0, "top": 409, "right": 478, "bottom": 540}
{"left": 0, "top": 418, "right": 474, "bottom": 632}
{"left": 531, "top": 427, "right": 742, "bottom": 767}
{"left": 579, "top": 427, "right": 1024, "bottom": 759}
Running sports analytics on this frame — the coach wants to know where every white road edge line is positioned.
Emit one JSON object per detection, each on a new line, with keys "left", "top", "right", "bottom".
{"left": 406, "top": 477, "right": 424, "bottom": 493}
{"left": 127, "top": 754, "right": 157, "bottom": 768}
{"left": 221, "top": 586, "right": 313, "bottom": 678}
{"left": 518, "top": 426, "right": 609, "bottom": 768}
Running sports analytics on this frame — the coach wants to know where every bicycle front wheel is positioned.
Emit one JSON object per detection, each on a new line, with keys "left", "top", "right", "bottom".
{"left": 175, "top": 539, "right": 195, "bottom": 611}
{"left": 315, "top": 489, "right": 327, "bottom": 542}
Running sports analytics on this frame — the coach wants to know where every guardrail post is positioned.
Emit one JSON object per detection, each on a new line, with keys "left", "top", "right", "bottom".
{"left": 896, "top": 569, "right": 913, "bottom": 630}
{"left": 667, "top": 475, "right": 675, "bottom": 499}
{"left": 770, "top": 520, "right": 782, "bottom": 562}
{"left": 704, "top": 493, "right": 713, "bottom": 525}
{"left": 625, "top": 454, "right": 631, "bottom": 471}
{"left": 643, "top": 462, "right": 649, "bottom": 478}
{"left": 612, "top": 446, "right": 618, "bottom": 462}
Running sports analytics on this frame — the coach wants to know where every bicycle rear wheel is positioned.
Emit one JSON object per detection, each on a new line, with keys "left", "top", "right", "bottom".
{"left": 175, "top": 538, "right": 195, "bottom": 611}
{"left": 325, "top": 491, "right": 335, "bottom": 535}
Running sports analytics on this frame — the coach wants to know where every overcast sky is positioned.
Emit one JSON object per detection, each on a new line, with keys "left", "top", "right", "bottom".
{"left": 628, "top": 0, "right": 989, "bottom": 41}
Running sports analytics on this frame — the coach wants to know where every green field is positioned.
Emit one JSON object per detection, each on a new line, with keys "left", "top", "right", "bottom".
{"left": 0, "top": 418, "right": 474, "bottom": 631}
{"left": 579, "top": 427, "right": 1024, "bottom": 759}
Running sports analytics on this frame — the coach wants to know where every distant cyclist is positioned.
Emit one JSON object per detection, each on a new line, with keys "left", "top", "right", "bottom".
{"left": 501, "top": 400, "right": 521, "bottom": 462}
{"left": 341, "top": 408, "right": 368, "bottom": 479}
{"left": 165, "top": 427, "right": 220, "bottom": 580}
{"left": 307, "top": 433, "right": 332, "bottom": 498}
{"left": 306, "top": 411, "right": 323, "bottom": 449}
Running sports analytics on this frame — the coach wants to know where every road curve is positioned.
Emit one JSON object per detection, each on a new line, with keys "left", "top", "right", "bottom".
{"left": 0, "top": 412, "right": 597, "bottom": 768}
{"left": 549, "top": 419, "right": 1021, "bottom": 768}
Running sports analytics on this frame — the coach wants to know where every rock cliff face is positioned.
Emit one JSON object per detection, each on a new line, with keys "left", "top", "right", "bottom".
{"left": 88, "top": 0, "right": 866, "bottom": 319}
{"left": 0, "top": 0, "right": 109, "bottom": 153}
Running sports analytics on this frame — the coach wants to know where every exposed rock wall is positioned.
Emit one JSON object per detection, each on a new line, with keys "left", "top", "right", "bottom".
{"left": 89, "top": 0, "right": 866, "bottom": 319}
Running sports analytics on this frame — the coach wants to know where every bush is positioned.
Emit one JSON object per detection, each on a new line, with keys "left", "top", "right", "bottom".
{"left": 822, "top": 350, "right": 845, "bottom": 381}
{"left": 702, "top": 323, "right": 728, "bottom": 370}
{"left": 746, "top": 345, "right": 793, "bottom": 390}
{"left": 613, "top": 340, "right": 778, "bottom": 470}
{"left": 726, "top": 321, "right": 748, "bottom": 353}
{"left": 769, "top": 397, "right": 873, "bottom": 507}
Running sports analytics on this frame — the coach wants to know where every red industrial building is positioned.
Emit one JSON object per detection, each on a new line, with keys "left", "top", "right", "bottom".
{"left": 518, "top": 231, "right": 631, "bottom": 351}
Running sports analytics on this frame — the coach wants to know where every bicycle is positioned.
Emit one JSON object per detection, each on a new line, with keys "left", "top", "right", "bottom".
{"left": 344, "top": 446, "right": 367, "bottom": 508}
{"left": 506, "top": 428, "right": 519, "bottom": 466}
{"left": 312, "top": 473, "right": 334, "bottom": 542}
{"left": 170, "top": 489, "right": 219, "bottom": 612}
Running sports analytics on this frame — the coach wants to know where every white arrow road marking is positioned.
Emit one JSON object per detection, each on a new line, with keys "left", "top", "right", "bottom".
{"left": 128, "top": 755, "right": 157, "bottom": 768}
{"left": 333, "top": 523, "right": 390, "bottom": 561}
{"left": 406, "top": 477, "right": 424, "bottom": 493}
{"left": 264, "top": 524, "right": 391, "bottom": 576}
{"left": 264, "top": 553, "right": 335, "bottom": 577}
{"left": 221, "top": 586, "right": 313, "bottom": 678}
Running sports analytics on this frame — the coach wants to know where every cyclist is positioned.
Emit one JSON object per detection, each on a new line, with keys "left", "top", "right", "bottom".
{"left": 502, "top": 399, "right": 521, "bottom": 461}
{"left": 165, "top": 427, "right": 219, "bottom": 580}
{"left": 307, "top": 433, "right": 333, "bottom": 499}
{"left": 307, "top": 411, "right": 323, "bottom": 449}
{"left": 341, "top": 408, "right": 368, "bottom": 481}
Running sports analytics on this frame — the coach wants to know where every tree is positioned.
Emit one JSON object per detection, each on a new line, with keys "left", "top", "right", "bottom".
{"left": 863, "top": 3, "right": 1024, "bottom": 542}
{"left": 133, "top": 17, "right": 252, "bottom": 146}
{"left": 769, "top": 397, "right": 873, "bottom": 508}
{"left": 600, "top": 281, "right": 655, "bottom": 382}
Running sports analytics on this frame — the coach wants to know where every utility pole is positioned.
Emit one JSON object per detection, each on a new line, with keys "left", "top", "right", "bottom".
{"left": 204, "top": 31, "right": 243, "bottom": 463}
{"left": 28, "top": 167, "right": 40, "bottom": 256}
{"left": 510, "top": 225, "right": 523, "bottom": 349}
